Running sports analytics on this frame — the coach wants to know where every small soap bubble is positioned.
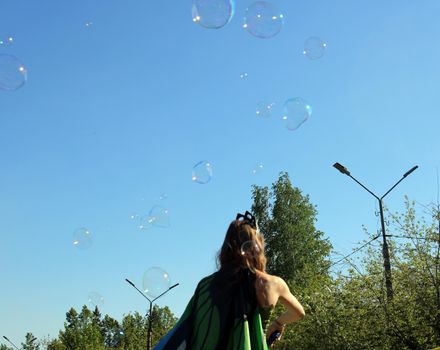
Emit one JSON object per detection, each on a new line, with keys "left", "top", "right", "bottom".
{"left": 149, "top": 205, "right": 170, "bottom": 228}
{"left": 139, "top": 215, "right": 155, "bottom": 230}
{"left": 243, "top": 1, "right": 284, "bottom": 39}
{"left": 0, "top": 36, "right": 14, "bottom": 47}
{"left": 85, "top": 21, "right": 93, "bottom": 28}
{"left": 252, "top": 162, "right": 264, "bottom": 175}
{"left": 192, "top": 161, "right": 213, "bottom": 184}
{"left": 303, "top": 36, "right": 327, "bottom": 60}
{"left": 256, "top": 101, "right": 274, "bottom": 118}
{"left": 129, "top": 213, "right": 140, "bottom": 221}
{"left": 139, "top": 206, "right": 170, "bottom": 229}
{"left": 158, "top": 193, "right": 168, "bottom": 201}
{"left": 282, "top": 97, "right": 312, "bottom": 131}
{"left": 240, "top": 240, "right": 261, "bottom": 258}
{"left": 143, "top": 267, "right": 171, "bottom": 299}
{"left": 72, "top": 228, "right": 93, "bottom": 250}
{"left": 109, "top": 329, "right": 124, "bottom": 347}
{"left": 88, "top": 291, "right": 104, "bottom": 307}
{"left": 0, "top": 54, "right": 27, "bottom": 91}
{"left": 192, "top": 0, "right": 235, "bottom": 29}
{"left": 240, "top": 72, "right": 248, "bottom": 80}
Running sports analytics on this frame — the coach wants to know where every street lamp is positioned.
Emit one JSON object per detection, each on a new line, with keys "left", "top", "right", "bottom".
{"left": 333, "top": 162, "right": 418, "bottom": 301}
{"left": 125, "top": 278, "right": 179, "bottom": 350}
{"left": 3, "top": 336, "right": 20, "bottom": 350}
{"left": 2, "top": 335, "right": 37, "bottom": 350}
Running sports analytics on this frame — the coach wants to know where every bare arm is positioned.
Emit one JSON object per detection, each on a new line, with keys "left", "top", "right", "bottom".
{"left": 265, "top": 277, "right": 305, "bottom": 343}
{"left": 276, "top": 277, "right": 305, "bottom": 324}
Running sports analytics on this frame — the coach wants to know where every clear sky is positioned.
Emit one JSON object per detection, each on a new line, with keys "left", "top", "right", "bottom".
{"left": 2, "top": 0, "right": 440, "bottom": 344}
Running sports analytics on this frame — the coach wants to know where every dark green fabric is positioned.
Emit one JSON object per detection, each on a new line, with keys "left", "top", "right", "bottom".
{"left": 154, "top": 269, "right": 268, "bottom": 350}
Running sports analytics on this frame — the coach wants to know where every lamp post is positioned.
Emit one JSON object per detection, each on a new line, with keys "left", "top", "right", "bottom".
{"left": 333, "top": 162, "right": 418, "bottom": 302}
{"left": 125, "top": 278, "right": 179, "bottom": 350}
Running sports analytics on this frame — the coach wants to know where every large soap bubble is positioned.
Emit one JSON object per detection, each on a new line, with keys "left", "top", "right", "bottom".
{"left": 192, "top": 160, "right": 213, "bottom": 184}
{"left": 243, "top": 1, "right": 284, "bottom": 39}
{"left": 143, "top": 267, "right": 171, "bottom": 299}
{"left": 282, "top": 97, "right": 312, "bottom": 131}
{"left": 0, "top": 54, "right": 27, "bottom": 91}
{"left": 192, "top": 0, "right": 235, "bottom": 29}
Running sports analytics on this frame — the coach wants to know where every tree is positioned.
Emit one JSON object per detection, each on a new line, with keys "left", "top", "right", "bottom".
{"left": 46, "top": 339, "right": 66, "bottom": 350}
{"left": 251, "top": 172, "right": 334, "bottom": 349}
{"left": 279, "top": 196, "right": 440, "bottom": 350}
{"left": 21, "top": 332, "right": 39, "bottom": 350}
{"left": 59, "top": 306, "right": 105, "bottom": 350}
{"left": 251, "top": 172, "right": 332, "bottom": 289}
{"left": 45, "top": 304, "right": 176, "bottom": 350}
{"left": 0, "top": 345, "right": 13, "bottom": 350}
{"left": 150, "top": 305, "right": 178, "bottom": 345}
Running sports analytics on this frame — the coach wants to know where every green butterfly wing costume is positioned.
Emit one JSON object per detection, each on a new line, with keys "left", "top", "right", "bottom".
{"left": 154, "top": 268, "right": 269, "bottom": 350}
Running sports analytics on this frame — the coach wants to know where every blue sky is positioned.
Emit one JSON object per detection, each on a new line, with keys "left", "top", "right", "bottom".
{"left": 2, "top": 0, "right": 440, "bottom": 344}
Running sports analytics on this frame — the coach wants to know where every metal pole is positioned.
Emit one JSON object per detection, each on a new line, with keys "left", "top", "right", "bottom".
{"left": 379, "top": 199, "right": 393, "bottom": 301}
{"left": 147, "top": 301, "right": 153, "bottom": 350}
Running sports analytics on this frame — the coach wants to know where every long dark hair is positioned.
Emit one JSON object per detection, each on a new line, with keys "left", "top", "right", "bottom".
{"left": 217, "top": 218, "right": 267, "bottom": 273}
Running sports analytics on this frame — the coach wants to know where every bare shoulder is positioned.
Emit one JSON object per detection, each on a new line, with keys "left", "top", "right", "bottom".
{"left": 256, "top": 271, "right": 286, "bottom": 291}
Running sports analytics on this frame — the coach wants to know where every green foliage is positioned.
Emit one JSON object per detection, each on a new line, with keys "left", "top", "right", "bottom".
{"left": 59, "top": 306, "right": 105, "bottom": 350}
{"left": 46, "top": 339, "right": 66, "bottom": 350}
{"left": 251, "top": 172, "right": 332, "bottom": 289}
{"left": 21, "top": 332, "right": 39, "bottom": 350}
{"left": 44, "top": 304, "right": 177, "bottom": 349}
{"left": 252, "top": 173, "right": 440, "bottom": 349}
{"left": 0, "top": 345, "right": 13, "bottom": 350}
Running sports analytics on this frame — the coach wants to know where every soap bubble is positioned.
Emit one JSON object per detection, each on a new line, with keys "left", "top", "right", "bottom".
{"left": 192, "top": 161, "right": 213, "bottom": 184}
{"left": 256, "top": 101, "right": 275, "bottom": 118}
{"left": 240, "top": 72, "right": 248, "bottom": 80}
{"left": 139, "top": 205, "right": 170, "bottom": 229}
{"left": 240, "top": 240, "right": 261, "bottom": 258}
{"left": 0, "top": 36, "right": 14, "bottom": 47}
{"left": 149, "top": 205, "right": 170, "bottom": 228}
{"left": 85, "top": 21, "right": 93, "bottom": 28}
{"left": 282, "top": 97, "right": 312, "bottom": 131}
{"left": 243, "top": 1, "right": 284, "bottom": 39}
{"left": 129, "top": 213, "right": 140, "bottom": 221}
{"left": 88, "top": 291, "right": 104, "bottom": 307}
{"left": 143, "top": 267, "right": 171, "bottom": 299}
{"left": 303, "top": 36, "right": 327, "bottom": 60}
{"left": 72, "top": 228, "right": 93, "bottom": 250}
{"left": 0, "top": 54, "right": 27, "bottom": 91}
{"left": 252, "top": 162, "right": 264, "bottom": 175}
{"left": 110, "top": 330, "right": 124, "bottom": 347}
{"left": 139, "top": 215, "right": 155, "bottom": 230}
{"left": 192, "top": 0, "right": 234, "bottom": 29}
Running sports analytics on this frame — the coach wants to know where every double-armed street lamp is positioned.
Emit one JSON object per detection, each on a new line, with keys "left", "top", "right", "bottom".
{"left": 125, "top": 278, "right": 179, "bottom": 350}
{"left": 333, "top": 162, "right": 418, "bottom": 302}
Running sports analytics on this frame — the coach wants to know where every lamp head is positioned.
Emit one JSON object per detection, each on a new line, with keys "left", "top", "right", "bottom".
{"left": 333, "top": 162, "right": 351, "bottom": 176}
{"left": 403, "top": 165, "right": 418, "bottom": 178}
